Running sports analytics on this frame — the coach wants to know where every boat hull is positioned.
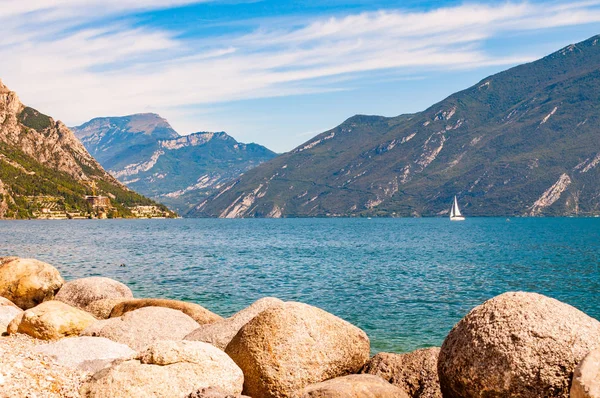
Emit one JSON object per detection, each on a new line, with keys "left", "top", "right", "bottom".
{"left": 450, "top": 216, "right": 466, "bottom": 221}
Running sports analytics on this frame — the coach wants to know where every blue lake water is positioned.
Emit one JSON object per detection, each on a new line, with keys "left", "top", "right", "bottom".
{"left": 0, "top": 218, "right": 598, "bottom": 353}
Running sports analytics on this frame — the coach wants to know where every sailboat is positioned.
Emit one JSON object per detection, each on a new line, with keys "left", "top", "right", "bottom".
{"left": 449, "top": 196, "right": 465, "bottom": 221}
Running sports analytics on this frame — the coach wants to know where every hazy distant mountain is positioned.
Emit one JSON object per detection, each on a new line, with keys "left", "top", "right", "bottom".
{"left": 192, "top": 34, "right": 600, "bottom": 218}
{"left": 0, "top": 81, "right": 171, "bottom": 219}
{"left": 72, "top": 114, "right": 277, "bottom": 213}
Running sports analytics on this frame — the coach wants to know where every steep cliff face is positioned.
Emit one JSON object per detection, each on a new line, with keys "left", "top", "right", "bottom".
{"left": 0, "top": 80, "right": 173, "bottom": 219}
{"left": 72, "top": 116, "right": 276, "bottom": 214}
{"left": 192, "top": 34, "right": 600, "bottom": 218}
{"left": 0, "top": 83, "right": 119, "bottom": 184}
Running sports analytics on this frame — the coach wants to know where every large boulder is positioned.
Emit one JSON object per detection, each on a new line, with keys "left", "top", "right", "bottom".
{"left": 81, "top": 306, "right": 200, "bottom": 350}
{"left": 225, "top": 302, "right": 370, "bottom": 398}
{"left": 7, "top": 300, "right": 96, "bottom": 340}
{"left": 85, "top": 298, "right": 129, "bottom": 319}
{"left": 55, "top": 277, "right": 133, "bottom": 310}
{"left": 34, "top": 336, "right": 135, "bottom": 373}
{"left": 571, "top": 348, "right": 600, "bottom": 398}
{"left": 80, "top": 340, "right": 244, "bottom": 398}
{"left": 185, "top": 297, "right": 284, "bottom": 349}
{"left": 298, "top": 374, "right": 409, "bottom": 398}
{"left": 438, "top": 292, "right": 600, "bottom": 398}
{"left": 0, "top": 297, "right": 22, "bottom": 335}
{"left": 0, "top": 257, "right": 64, "bottom": 309}
{"left": 361, "top": 348, "right": 441, "bottom": 398}
{"left": 110, "top": 298, "right": 222, "bottom": 325}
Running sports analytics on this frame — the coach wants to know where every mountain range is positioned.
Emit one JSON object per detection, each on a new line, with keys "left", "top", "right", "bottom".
{"left": 0, "top": 81, "right": 172, "bottom": 219}
{"left": 191, "top": 34, "right": 600, "bottom": 218}
{"left": 72, "top": 114, "right": 276, "bottom": 213}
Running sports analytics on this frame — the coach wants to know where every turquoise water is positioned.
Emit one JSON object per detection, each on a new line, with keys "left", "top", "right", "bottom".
{"left": 0, "top": 218, "right": 598, "bottom": 353}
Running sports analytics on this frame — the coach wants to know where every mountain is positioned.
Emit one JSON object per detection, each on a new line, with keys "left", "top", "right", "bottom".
{"left": 0, "top": 80, "right": 174, "bottom": 219}
{"left": 72, "top": 115, "right": 277, "bottom": 213}
{"left": 192, "top": 34, "right": 600, "bottom": 218}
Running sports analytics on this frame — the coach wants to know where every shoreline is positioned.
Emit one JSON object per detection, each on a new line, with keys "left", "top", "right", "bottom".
{"left": 1, "top": 256, "right": 599, "bottom": 397}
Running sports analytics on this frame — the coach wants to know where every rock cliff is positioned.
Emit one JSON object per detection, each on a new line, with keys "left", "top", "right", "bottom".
{"left": 0, "top": 80, "right": 173, "bottom": 219}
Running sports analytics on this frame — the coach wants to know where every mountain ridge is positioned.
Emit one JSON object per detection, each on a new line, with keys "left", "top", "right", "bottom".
{"left": 191, "top": 34, "right": 600, "bottom": 218}
{"left": 72, "top": 115, "right": 277, "bottom": 213}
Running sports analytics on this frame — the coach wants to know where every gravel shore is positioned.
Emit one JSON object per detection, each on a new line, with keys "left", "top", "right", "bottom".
{"left": 0, "top": 335, "right": 88, "bottom": 398}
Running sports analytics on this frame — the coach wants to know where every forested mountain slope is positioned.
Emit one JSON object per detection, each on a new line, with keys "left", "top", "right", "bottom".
{"left": 192, "top": 35, "right": 600, "bottom": 218}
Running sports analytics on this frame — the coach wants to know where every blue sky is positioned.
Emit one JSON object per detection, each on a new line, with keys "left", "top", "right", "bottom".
{"left": 1, "top": 1, "right": 600, "bottom": 152}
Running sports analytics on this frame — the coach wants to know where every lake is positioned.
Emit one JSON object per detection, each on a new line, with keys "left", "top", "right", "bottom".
{"left": 0, "top": 217, "right": 598, "bottom": 353}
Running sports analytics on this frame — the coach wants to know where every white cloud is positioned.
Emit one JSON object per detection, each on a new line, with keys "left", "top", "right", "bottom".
{"left": 0, "top": 0, "right": 208, "bottom": 19}
{"left": 1, "top": 1, "right": 600, "bottom": 134}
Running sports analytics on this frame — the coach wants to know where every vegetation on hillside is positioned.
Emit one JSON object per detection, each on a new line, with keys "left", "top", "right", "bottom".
{"left": 0, "top": 142, "right": 173, "bottom": 219}
{"left": 193, "top": 34, "right": 600, "bottom": 218}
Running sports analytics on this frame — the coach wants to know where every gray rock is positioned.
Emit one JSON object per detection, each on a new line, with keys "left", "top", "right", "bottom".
{"left": 0, "top": 303, "right": 22, "bottom": 335}
{"left": 55, "top": 277, "right": 133, "bottom": 310}
{"left": 298, "top": 374, "right": 409, "bottom": 397}
{"left": 81, "top": 306, "right": 200, "bottom": 350}
{"left": 80, "top": 340, "right": 244, "bottom": 398}
{"left": 438, "top": 292, "right": 600, "bottom": 398}
{"left": 571, "top": 348, "right": 600, "bottom": 398}
{"left": 361, "top": 348, "right": 441, "bottom": 398}
{"left": 110, "top": 298, "right": 222, "bottom": 325}
{"left": 225, "top": 302, "right": 370, "bottom": 398}
{"left": 0, "top": 296, "right": 20, "bottom": 309}
{"left": 34, "top": 336, "right": 135, "bottom": 373}
{"left": 85, "top": 298, "right": 129, "bottom": 319}
{"left": 185, "top": 297, "right": 284, "bottom": 349}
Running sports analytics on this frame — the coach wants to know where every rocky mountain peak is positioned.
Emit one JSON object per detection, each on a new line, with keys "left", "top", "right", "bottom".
{"left": 0, "top": 79, "right": 10, "bottom": 93}
{"left": 0, "top": 79, "right": 114, "bottom": 182}
{"left": 72, "top": 113, "right": 179, "bottom": 141}
{"left": 0, "top": 80, "right": 172, "bottom": 219}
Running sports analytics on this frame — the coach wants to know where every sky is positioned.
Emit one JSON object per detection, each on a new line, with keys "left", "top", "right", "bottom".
{"left": 1, "top": 1, "right": 600, "bottom": 152}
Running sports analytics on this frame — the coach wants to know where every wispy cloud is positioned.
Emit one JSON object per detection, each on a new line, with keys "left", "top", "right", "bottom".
{"left": 1, "top": 1, "right": 600, "bottom": 132}
{"left": 0, "top": 0, "right": 208, "bottom": 19}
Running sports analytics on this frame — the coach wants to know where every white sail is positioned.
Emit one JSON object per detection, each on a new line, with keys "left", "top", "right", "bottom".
{"left": 450, "top": 196, "right": 465, "bottom": 221}
{"left": 453, "top": 196, "right": 462, "bottom": 217}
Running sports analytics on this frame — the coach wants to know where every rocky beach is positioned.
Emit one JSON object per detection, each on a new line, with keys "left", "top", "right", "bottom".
{"left": 0, "top": 256, "right": 599, "bottom": 398}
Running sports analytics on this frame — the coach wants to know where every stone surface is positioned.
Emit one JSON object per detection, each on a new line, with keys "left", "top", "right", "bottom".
{"left": 0, "top": 257, "right": 64, "bottom": 309}
{"left": 0, "top": 333, "right": 89, "bottom": 397}
{"left": 185, "top": 297, "right": 284, "bottom": 349}
{"left": 55, "top": 277, "right": 133, "bottom": 310}
{"left": 34, "top": 336, "right": 135, "bottom": 373}
{"left": 186, "top": 387, "right": 251, "bottom": 398}
{"left": 81, "top": 306, "right": 200, "bottom": 350}
{"left": 362, "top": 348, "right": 441, "bottom": 398}
{"left": 110, "top": 298, "right": 222, "bottom": 325}
{"left": 85, "top": 298, "right": 129, "bottom": 319}
{"left": 298, "top": 374, "right": 409, "bottom": 398}
{"left": 80, "top": 340, "right": 244, "bottom": 398}
{"left": 571, "top": 348, "right": 600, "bottom": 398}
{"left": 225, "top": 301, "right": 370, "bottom": 398}
{"left": 0, "top": 303, "right": 22, "bottom": 335}
{"left": 438, "top": 292, "right": 600, "bottom": 398}
{"left": 7, "top": 300, "right": 96, "bottom": 340}
{"left": 0, "top": 296, "right": 20, "bottom": 309}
